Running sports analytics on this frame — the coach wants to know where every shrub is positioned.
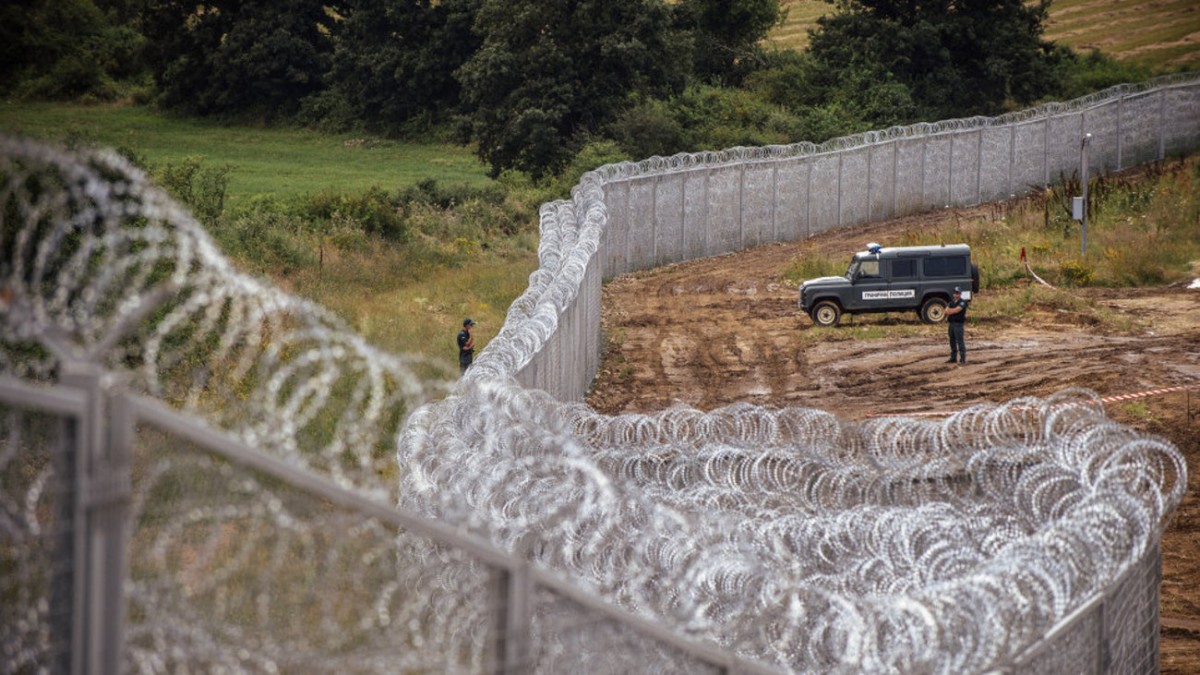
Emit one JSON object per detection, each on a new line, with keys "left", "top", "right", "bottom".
{"left": 1057, "top": 259, "right": 1093, "bottom": 286}
{"left": 154, "top": 157, "right": 231, "bottom": 226}
{"left": 607, "top": 100, "right": 690, "bottom": 160}
{"left": 217, "top": 209, "right": 314, "bottom": 273}
{"left": 1053, "top": 49, "right": 1153, "bottom": 101}
{"left": 782, "top": 245, "right": 843, "bottom": 284}
{"left": 304, "top": 187, "right": 407, "bottom": 242}
{"left": 396, "top": 178, "right": 507, "bottom": 209}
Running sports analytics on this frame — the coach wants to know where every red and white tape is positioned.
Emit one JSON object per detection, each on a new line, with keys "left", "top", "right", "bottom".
{"left": 868, "top": 385, "right": 1196, "bottom": 419}
{"left": 1094, "top": 385, "right": 1192, "bottom": 404}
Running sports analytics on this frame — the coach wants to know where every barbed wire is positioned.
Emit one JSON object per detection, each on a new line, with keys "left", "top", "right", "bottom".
{"left": 1, "top": 107, "right": 1190, "bottom": 674}
{"left": 0, "top": 135, "right": 455, "bottom": 500}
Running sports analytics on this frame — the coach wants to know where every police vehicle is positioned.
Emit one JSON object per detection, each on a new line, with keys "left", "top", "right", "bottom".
{"left": 798, "top": 243, "right": 980, "bottom": 327}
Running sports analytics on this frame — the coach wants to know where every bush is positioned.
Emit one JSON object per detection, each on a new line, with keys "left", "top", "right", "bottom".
{"left": 217, "top": 209, "right": 314, "bottom": 273}
{"left": 304, "top": 187, "right": 407, "bottom": 242}
{"left": 1058, "top": 259, "right": 1094, "bottom": 286}
{"left": 782, "top": 245, "right": 843, "bottom": 284}
{"left": 1053, "top": 49, "right": 1153, "bottom": 101}
{"left": 547, "top": 140, "right": 634, "bottom": 197}
{"left": 607, "top": 100, "right": 690, "bottom": 160}
{"left": 396, "top": 178, "right": 507, "bottom": 209}
{"left": 154, "top": 157, "right": 231, "bottom": 226}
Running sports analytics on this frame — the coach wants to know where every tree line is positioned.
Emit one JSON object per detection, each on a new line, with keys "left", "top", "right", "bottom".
{"left": 2, "top": 0, "right": 1153, "bottom": 180}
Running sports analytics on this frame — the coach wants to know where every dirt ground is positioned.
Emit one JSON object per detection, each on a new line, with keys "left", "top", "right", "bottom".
{"left": 586, "top": 208, "right": 1200, "bottom": 672}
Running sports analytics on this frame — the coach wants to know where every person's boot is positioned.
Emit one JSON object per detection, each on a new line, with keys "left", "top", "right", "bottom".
{"left": 946, "top": 357, "right": 957, "bottom": 363}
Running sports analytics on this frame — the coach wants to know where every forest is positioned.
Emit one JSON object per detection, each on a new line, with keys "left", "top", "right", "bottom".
{"left": 1, "top": 0, "right": 1162, "bottom": 180}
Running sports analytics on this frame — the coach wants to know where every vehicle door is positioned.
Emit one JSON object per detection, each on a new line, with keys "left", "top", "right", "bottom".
{"left": 886, "top": 257, "right": 920, "bottom": 306}
{"left": 846, "top": 255, "right": 888, "bottom": 310}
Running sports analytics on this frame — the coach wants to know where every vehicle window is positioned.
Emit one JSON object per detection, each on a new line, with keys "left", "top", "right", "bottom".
{"left": 923, "top": 256, "right": 967, "bottom": 277}
{"left": 891, "top": 259, "right": 916, "bottom": 279}
{"left": 858, "top": 259, "right": 880, "bottom": 277}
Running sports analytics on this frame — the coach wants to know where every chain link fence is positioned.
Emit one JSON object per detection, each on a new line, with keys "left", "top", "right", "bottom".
{"left": 484, "top": 74, "right": 1200, "bottom": 397}
{"left": 2, "top": 73, "right": 1197, "bottom": 673}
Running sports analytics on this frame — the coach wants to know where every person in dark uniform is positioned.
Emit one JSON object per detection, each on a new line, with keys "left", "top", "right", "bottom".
{"left": 457, "top": 318, "right": 476, "bottom": 373}
{"left": 945, "top": 287, "right": 968, "bottom": 364}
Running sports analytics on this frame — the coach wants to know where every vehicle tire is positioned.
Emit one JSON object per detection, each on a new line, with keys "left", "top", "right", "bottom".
{"left": 971, "top": 263, "right": 981, "bottom": 294}
{"left": 811, "top": 301, "right": 842, "bottom": 327}
{"left": 920, "top": 297, "right": 948, "bottom": 324}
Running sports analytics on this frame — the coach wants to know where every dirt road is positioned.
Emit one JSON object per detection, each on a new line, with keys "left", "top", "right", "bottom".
{"left": 586, "top": 213, "right": 1200, "bottom": 672}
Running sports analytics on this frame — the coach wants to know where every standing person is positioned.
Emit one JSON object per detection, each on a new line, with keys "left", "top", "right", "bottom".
{"left": 945, "top": 287, "right": 969, "bottom": 364}
{"left": 457, "top": 318, "right": 476, "bottom": 373}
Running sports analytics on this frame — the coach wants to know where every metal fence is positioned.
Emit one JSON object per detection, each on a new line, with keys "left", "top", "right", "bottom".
{"left": 1, "top": 74, "right": 1195, "bottom": 674}
{"left": 487, "top": 73, "right": 1200, "bottom": 398}
{"left": 0, "top": 371, "right": 774, "bottom": 674}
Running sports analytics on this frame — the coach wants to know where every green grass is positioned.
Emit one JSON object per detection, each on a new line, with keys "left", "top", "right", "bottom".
{"left": 0, "top": 101, "right": 535, "bottom": 368}
{"left": 291, "top": 235, "right": 537, "bottom": 362}
{"left": 0, "top": 102, "right": 494, "bottom": 209}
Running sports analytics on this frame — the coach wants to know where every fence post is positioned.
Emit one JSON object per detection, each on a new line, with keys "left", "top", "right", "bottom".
{"left": 1117, "top": 97, "right": 1125, "bottom": 170}
{"left": 49, "top": 391, "right": 80, "bottom": 675}
{"left": 59, "top": 363, "right": 132, "bottom": 675}
{"left": 492, "top": 562, "right": 533, "bottom": 674}
{"left": 1158, "top": 90, "right": 1167, "bottom": 160}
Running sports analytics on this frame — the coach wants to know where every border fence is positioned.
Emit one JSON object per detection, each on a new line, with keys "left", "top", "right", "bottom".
{"left": 2, "top": 73, "right": 1197, "bottom": 673}
{"left": 485, "top": 73, "right": 1200, "bottom": 398}
{"left": 0, "top": 371, "right": 774, "bottom": 674}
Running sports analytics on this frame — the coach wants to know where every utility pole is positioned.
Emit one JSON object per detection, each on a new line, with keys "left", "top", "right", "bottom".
{"left": 1081, "top": 133, "right": 1092, "bottom": 255}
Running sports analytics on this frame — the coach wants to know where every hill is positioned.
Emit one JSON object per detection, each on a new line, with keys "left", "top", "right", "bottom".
{"left": 769, "top": 0, "right": 1200, "bottom": 72}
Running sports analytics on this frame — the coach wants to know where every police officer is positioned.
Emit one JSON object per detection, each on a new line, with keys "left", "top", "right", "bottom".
{"left": 945, "top": 287, "right": 968, "bottom": 364}
{"left": 457, "top": 318, "right": 476, "bottom": 373}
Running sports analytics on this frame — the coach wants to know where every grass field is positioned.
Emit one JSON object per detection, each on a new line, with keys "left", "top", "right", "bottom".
{"left": 769, "top": 0, "right": 1200, "bottom": 72}
{"left": 0, "top": 102, "right": 493, "bottom": 208}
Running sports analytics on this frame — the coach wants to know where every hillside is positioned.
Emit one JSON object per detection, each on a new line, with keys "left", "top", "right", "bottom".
{"left": 769, "top": 0, "right": 1200, "bottom": 71}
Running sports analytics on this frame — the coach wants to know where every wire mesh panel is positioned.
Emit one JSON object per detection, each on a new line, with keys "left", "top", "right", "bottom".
{"left": 627, "top": 179, "right": 658, "bottom": 271}
{"left": 654, "top": 174, "right": 687, "bottom": 266}
{"left": 893, "top": 136, "right": 929, "bottom": 215}
{"left": 124, "top": 417, "right": 500, "bottom": 674}
{"left": 979, "top": 125, "right": 1015, "bottom": 202}
{"left": 840, "top": 147, "right": 872, "bottom": 227}
{"left": 1015, "top": 608, "right": 1104, "bottom": 675}
{"left": 774, "top": 158, "right": 808, "bottom": 241}
{"left": 1046, "top": 112, "right": 1087, "bottom": 181}
{"left": 1104, "top": 547, "right": 1162, "bottom": 673}
{"left": 1119, "top": 91, "right": 1166, "bottom": 167}
{"left": 706, "top": 165, "right": 743, "bottom": 255}
{"left": 0, "top": 395, "right": 74, "bottom": 673}
{"left": 1163, "top": 85, "right": 1200, "bottom": 155}
{"left": 682, "top": 170, "right": 711, "bottom": 260}
{"left": 866, "top": 141, "right": 898, "bottom": 222}
{"left": 529, "top": 585, "right": 727, "bottom": 675}
{"left": 1084, "top": 102, "right": 1122, "bottom": 174}
{"left": 922, "top": 135, "right": 953, "bottom": 208}
{"left": 807, "top": 154, "right": 842, "bottom": 234}
{"left": 742, "top": 163, "right": 776, "bottom": 248}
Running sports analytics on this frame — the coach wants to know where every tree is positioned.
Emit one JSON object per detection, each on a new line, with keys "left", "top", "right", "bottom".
{"left": 143, "top": 0, "right": 332, "bottom": 118}
{"left": 807, "top": 0, "right": 1063, "bottom": 122}
{"left": 457, "top": 0, "right": 691, "bottom": 179}
{"left": 676, "top": 0, "right": 781, "bottom": 84}
{"left": 325, "top": 0, "right": 482, "bottom": 135}
{"left": 0, "top": 0, "right": 145, "bottom": 99}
